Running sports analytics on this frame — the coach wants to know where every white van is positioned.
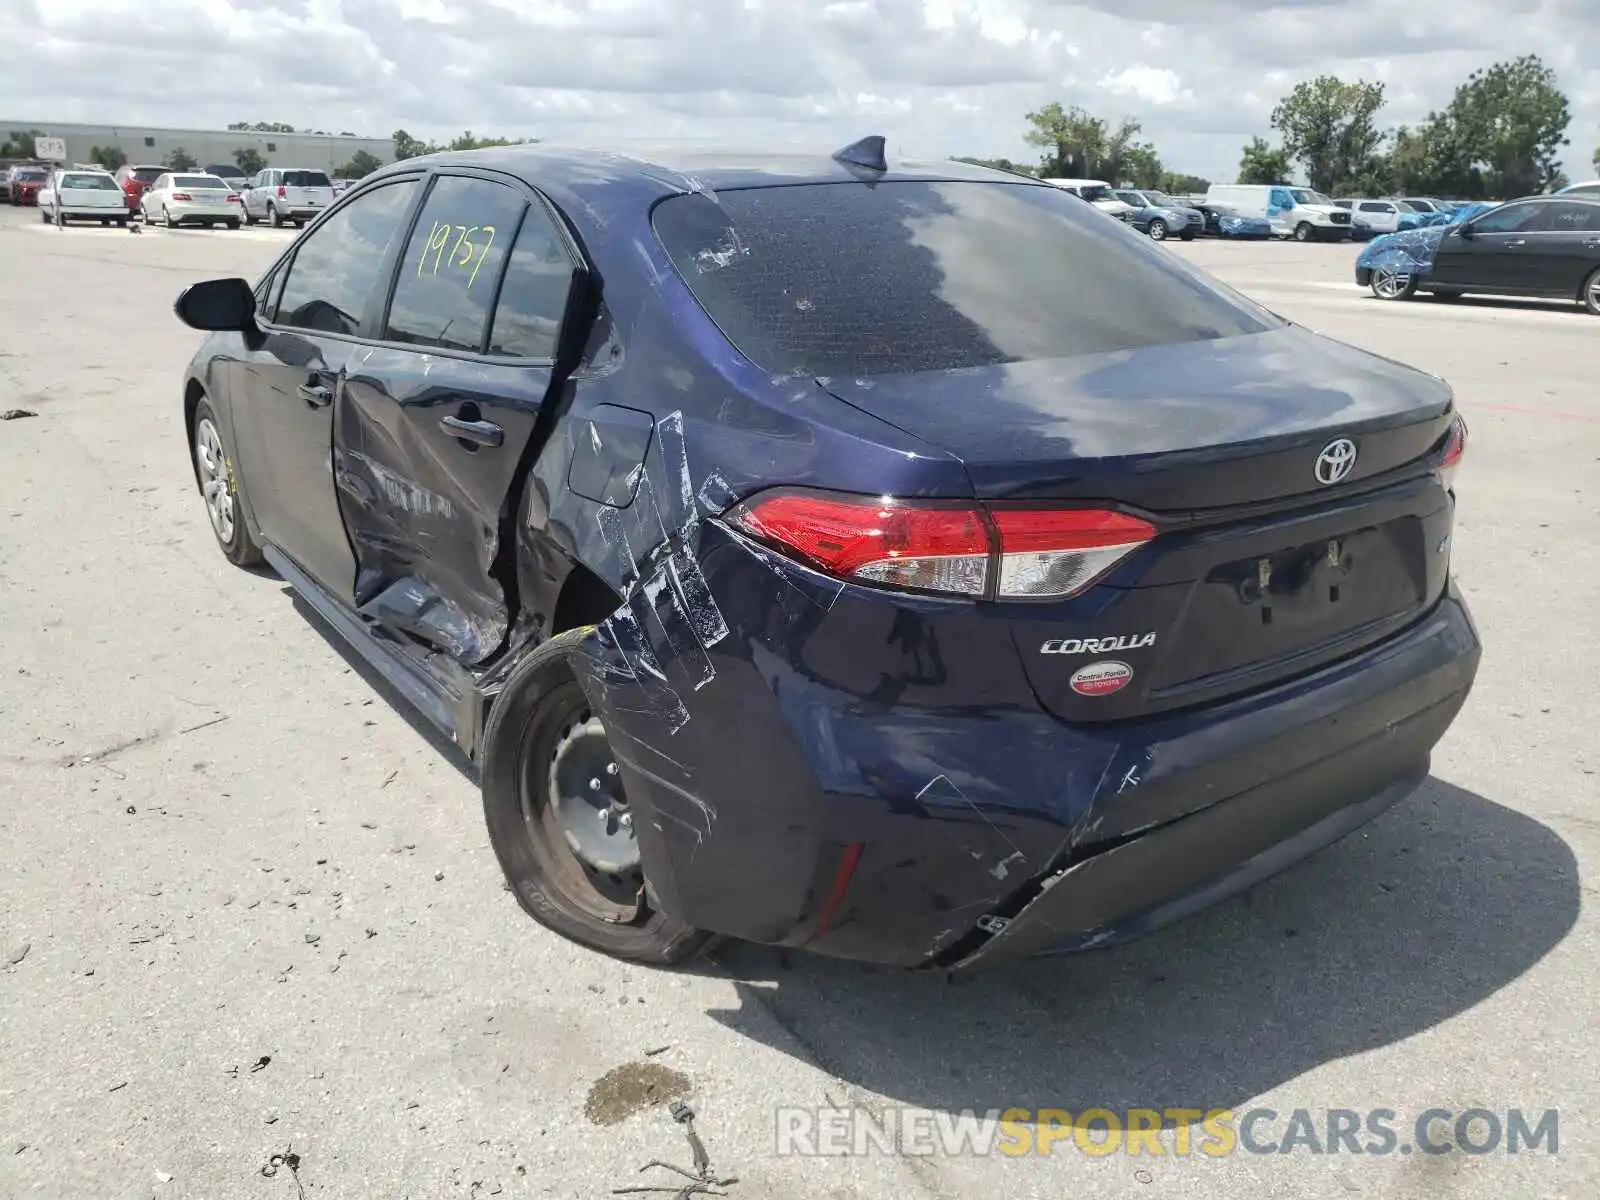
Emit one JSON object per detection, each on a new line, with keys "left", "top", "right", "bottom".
{"left": 1204, "top": 183, "right": 1353, "bottom": 241}
{"left": 1042, "top": 178, "right": 1135, "bottom": 222}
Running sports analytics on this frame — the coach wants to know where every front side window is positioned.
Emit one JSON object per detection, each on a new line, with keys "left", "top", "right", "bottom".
{"left": 384, "top": 175, "right": 527, "bottom": 352}
{"left": 653, "top": 181, "right": 1276, "bottom": 377}
{"left": 1468, "top": 203, "right": 1543, "bottom": 234}
{"left": 1289, "top": 189, "right": 1331, "bottom": 206}
{"left": 274, "top": 179, "right": 418, "bottom": 335}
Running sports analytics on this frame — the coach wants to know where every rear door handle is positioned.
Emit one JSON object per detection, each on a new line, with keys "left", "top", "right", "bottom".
{"left": 440, "top": 415, "right": 504, "bottom": 448}
{"left": 297, "top": 383, "right": 333, "bottom": 407}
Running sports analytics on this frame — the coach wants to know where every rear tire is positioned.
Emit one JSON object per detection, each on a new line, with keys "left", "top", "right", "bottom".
{"left": 1582, "top": 267, "right": 1600, "bottom": 316}
{"left": 268, "top": 203, "right": 284, "bottom": 228}
{"left": 191, "top": 399, "right": 263, "bottom": 568}
{"left": 480, "top": 633, "right": 715, "bottom": 967}
{"left": 1179, "top": 228, "right": 1197, "bottom": 242}
{"left": 228, "top": 219, "right": 240, "bottom": 230}
{"left": 164, "top": 206, "right": 178, "bottom": 229}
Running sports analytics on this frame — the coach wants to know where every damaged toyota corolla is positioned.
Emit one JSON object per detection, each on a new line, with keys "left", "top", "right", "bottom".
{"left": 173, "top": 137, "right": 1479, "bottom": 972}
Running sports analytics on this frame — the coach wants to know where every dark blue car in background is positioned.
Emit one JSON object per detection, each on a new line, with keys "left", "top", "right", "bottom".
{"left": 173, "top": 138, "right": 1480, "bottom": 972}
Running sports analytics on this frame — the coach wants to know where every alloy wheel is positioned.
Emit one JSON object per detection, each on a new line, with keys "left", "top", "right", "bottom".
{"left": 1372, "top": 265, "right": 1412, "bottom": 300}
{"left": 193, "top": 417, "right": 235, "bottom": 543}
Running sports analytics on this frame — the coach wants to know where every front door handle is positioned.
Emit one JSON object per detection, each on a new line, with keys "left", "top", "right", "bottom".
{"left": 297, "top": 383, "right": 333, "bottom": 408}
{"left": 1505, "top": 239, "right": 1526, "bottom": 248}
{"left": 440, "top": 415, "right": 504, "bottom": 448}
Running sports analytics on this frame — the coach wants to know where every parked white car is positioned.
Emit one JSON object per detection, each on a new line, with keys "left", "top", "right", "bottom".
{"left": 238, "top": 168, "right": 336, "bottom": 227}
{"left": 1041, "top": 178, "right": 1136, "bottom": 221}
{"left": 36, "top": 169, "right": 129, "bottom": 227}
{"left": 139, "top": 173, "right": 242, "bottom": 229}
{"left": 1339, "top": 198, "right": 1406, "bottom": 236}
{"left": 1204, "top": 183, "right": 1354, "bottom": 241}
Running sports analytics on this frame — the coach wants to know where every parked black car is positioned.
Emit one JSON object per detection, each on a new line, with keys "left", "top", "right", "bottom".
{"left": 1356, "top": 194, "right": 1600, "bottom": 313}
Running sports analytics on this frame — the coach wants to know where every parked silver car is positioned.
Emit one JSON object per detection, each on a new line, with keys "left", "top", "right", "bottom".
{"left": 239, "top": 168, "right": 336, "bottom": 227}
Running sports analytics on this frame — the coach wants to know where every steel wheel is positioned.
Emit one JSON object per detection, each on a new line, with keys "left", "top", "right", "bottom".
{"left": 193, "top": 417, "right": 236, "bottom": 543}
{"left": 520, "top": 698, "right": 644, "bottom": 924}
{"left": 1371, "top": 264, "right": 1416, "bottom": 301}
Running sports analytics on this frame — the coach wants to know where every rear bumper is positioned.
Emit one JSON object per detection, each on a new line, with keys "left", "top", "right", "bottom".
{"left": 58, "top": 207, "right": 129, "bottom": 219}
{"left": 573, "top": 526, "right": 1480, "bottom": 970}
{"left": 168, "top": 203, "right": 241, "bottom": 222}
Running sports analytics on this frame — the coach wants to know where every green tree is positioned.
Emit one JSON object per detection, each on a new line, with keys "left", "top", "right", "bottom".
{"left": 1434, "top": 55, "right": 1571, "bottom": 196}
{"left": 1270, "top": 75, "right": 1387, "bottom": 193}
{"left": 392, "top": 129, "right": 433, "bottom": 160}
{"left": 228, "top": 121, "right": 296, "bottom": 133}
{"left": 233, "top": 147, "right": 267, "bottom": 175}
{"left": 1593, "top": 144, "right": 1600, "bottom": 174}
{"left": 89, "top": 144, "right": 127, "bottom": 171}
{"left": 337, "top": 149, "right": 384, "bottom": 179}
{"left": 1024, "top": 103, "right": 1107, "bottom": 177}
{"left": 1161, "top": 172, "right": 1211, "bottom": 194}
{"left": 163, "top": 146, "right": 198, "bottom": 170}
{"left": 1, "top": 129, "right": 44, "bottom": 159}
{"left": 1237, "top": 136, "right": 1293, "bottom": 184}
{"left": 1119, "top": 142, "right": 1164, "bottom": 188}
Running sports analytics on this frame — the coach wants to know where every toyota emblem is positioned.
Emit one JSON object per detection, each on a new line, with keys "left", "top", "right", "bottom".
{"left": 1314, "top": 438, "right": 1358, "bottom": 485}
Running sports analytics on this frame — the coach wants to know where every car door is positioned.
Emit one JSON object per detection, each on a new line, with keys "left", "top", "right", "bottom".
{"left": 229, "top": 176, "right": 424, "bottom": 604}
{"left": 1518, "top": 201, "right": 1600, "bottom": 297}
{"left": 1429, "top": 201, "right": 1545, "bottom": 292}
{"left": 332, "top": 169, "right": 584, "bottom": 665}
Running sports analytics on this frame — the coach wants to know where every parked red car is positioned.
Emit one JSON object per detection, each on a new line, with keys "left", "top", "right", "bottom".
{"left": 7, "top": 166, "right": 50, "bottom": 205}
{"left": 113, "top": 164, "right": 167, "bottom": 212}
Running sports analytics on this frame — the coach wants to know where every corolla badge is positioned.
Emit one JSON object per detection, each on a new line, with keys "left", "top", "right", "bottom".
{"left": 1314, "top": 438, "right": 1358, "bottom": 485}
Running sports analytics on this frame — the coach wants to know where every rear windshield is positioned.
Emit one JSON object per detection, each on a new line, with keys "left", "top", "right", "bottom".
{"left": 131, "top": 167, "right": 165, "bottom": 182}
{"left": 14, "top": 169, "right": 46, "bottom": 181}
{"left": 283, "top": 171, "right": 331, "bottom": 187}
{"left": 652, "top": 181, "right": 1275, "bottom": 377}
{"left": 174, "top": 175, "right": 225, "bottom": 188}
{"left": 205, "top": 165, "right": 242, "bottom": 176}
{"left": 62, "top": 174, "right": 117, "bottom": 190}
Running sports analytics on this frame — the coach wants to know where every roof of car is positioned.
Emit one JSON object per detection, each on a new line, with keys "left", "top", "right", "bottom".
{"left": 387, "top": 142, "right": 1042, "bottom": 193}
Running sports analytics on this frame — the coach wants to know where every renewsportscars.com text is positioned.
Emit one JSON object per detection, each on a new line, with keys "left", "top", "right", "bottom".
{"left": 774, "top": 1106, "right": 1559, "bottom": 1158}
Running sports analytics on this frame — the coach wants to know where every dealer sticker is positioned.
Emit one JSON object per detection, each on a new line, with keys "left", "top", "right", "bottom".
{"left": 1069, "top": 660, "right": 1133, "bottom": 697}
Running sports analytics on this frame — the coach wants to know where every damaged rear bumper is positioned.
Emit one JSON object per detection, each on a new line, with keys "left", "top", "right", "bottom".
{"left": 569, "top": 521, "right": 1480, "bottom": 970}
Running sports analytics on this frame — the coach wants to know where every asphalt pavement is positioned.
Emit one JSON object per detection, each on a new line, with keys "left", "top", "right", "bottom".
{"left": 1, "top": 208, "right": 1595, "bottom": 1200}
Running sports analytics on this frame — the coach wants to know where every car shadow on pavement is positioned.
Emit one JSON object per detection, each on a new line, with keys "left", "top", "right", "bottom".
{"left": 1413, "top": 294, "right": 1591, "bottom": 317}
{"left": 703, "top": 778, "right": 1578, "bottom": 1116}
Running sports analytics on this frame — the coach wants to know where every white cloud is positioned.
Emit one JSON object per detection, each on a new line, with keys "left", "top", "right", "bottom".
{"left": 0, "top": 0, "right": 1594, "bottom": 184}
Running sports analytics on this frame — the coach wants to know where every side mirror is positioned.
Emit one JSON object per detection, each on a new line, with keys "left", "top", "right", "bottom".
{"left": 174, "top": 278, "right": 257, "bottom": 332}
{"left": 1456, "top": 224, "right": 1474, "bottom": 239}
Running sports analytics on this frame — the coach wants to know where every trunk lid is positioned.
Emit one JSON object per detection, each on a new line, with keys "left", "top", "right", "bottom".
{"left": 818, "top": 326, "right": 1458, "bottom": 721}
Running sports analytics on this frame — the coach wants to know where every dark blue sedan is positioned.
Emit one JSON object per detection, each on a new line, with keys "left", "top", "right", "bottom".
{"left": 172, "top": 138, "right": 1479, "bottom": 971}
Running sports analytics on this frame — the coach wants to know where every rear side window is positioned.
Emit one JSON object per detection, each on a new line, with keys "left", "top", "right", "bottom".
{"left": 284, "top": 171, "right": 332, "bottom": 187}
{"left": 1539, "top": 202, "right": 1600, "bottom": 231}
{"left": 274, "top": 179, "right": 418, "bottom": 335}
{"left": 384, "top": 175, "right": 526, "bottom": 353}
{"left": 487, "top": 203, "right": 574, "bottom": 359}
{"left": 652, "top": 181, "right": 1275, "bottom": 377}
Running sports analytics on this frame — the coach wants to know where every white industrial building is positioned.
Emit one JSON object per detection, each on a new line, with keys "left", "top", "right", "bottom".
{"left": 0, "top": 120, "right": 393, "bottom": 173}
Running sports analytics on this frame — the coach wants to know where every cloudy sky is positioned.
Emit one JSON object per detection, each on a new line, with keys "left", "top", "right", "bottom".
{"left": 3, "top": 0, "right": 1596, "bottom": 183}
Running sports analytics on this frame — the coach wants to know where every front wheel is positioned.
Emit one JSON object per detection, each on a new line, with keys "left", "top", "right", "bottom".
{"left": 227, "top": 219, "right": 240, "bottom": 230}
{"left": 1148, "top": 219, "right": 1167, "bottom": 241}
{"left": 1370, "top": 263, "right": 1418, "bottom": 301}
{"left": 480, "top": 636, "right": 715, "bottom": 967}
{"left": 1294, "top": 222, "right": 1312, "bottom": 242}
{"left": 192, "top": 400, "right": 262, "bottom": 567}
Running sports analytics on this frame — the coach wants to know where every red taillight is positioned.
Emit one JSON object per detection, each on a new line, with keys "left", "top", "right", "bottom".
{"left": 170, "top": 192, "right": 192, "bottom": 202}
{"left": 227, "top": 193, "right": 241, "bottom": 203}
{"left": 276, "top": 184, "right": 287, "bottom": 198}
{"left": 1439, "top": 413, "right": 1467, "bottom": 491}
{"left": 727, "top": 489, "right": 1155, "bottom": 600}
